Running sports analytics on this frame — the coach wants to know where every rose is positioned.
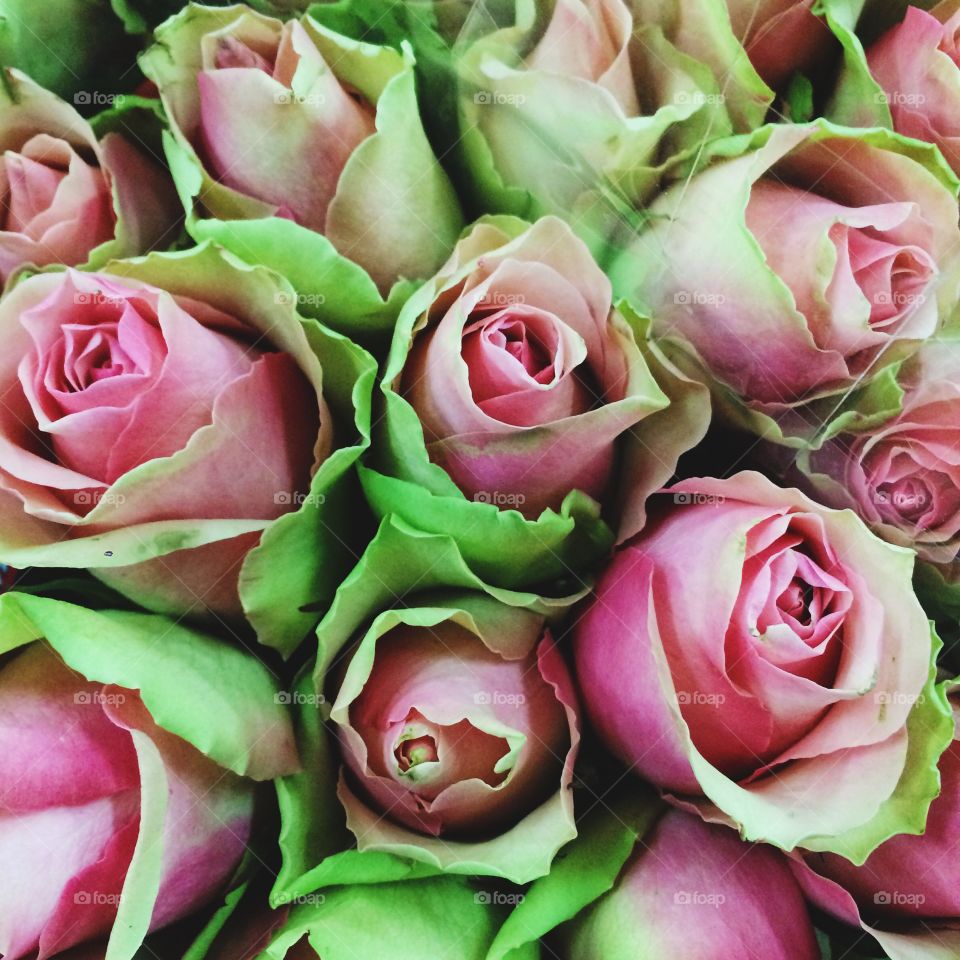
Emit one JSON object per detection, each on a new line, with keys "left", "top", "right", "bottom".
{"left": 457, "top": 0, "right": 739, "bottom": 243}
{"left": 554, "top": 809, "right": 818, "bottom": 959}
{"left": 362, "top": 215, "right": 709, "bottom": 588}
{"left": 797, "top": 336, "right": 960, "bottom": 574}
{"left": 400, "top": 216, "right": 668, "bottom": 518}
{"left": 330, "top": 599, "right": 579, "bottom": 883}
{"left": 791, "top": 694, "right": 960, "bottom": 960}
{"left": 0, "top": 244, "right": 376, "bottom": 655}
{"left": 609, "top": 122, "right": 960, "bottom": 446}
{"left": 0, "top": 69, "right": 176, "bottom": 286}
{"left": 276, "top": 519, "right": 582, "bottom": 887}
{"left": 868, "top": 5, "right": 960, "bottom": 176}
{"left": 572, "top": 471, "right": 950, "bottom": 856}
{"left": 141, "top": 3, "right": 463, "bottom": 321}
{"left": 724, "top": 0, "right": 832, "bottom": 89}
{"left": 0, "top": 592, "right": 298, "bottom": 959}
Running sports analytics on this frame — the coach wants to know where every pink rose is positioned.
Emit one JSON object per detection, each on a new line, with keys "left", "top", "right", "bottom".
{"left": 869, "top": 5, "right": 960, "bottom": 175}
{"left": 0, "top": 69, "right": 175, "bottom": 285}
{"left": 573, "top": 471, "right": 940, "bottom": 854}
{"left": 557, "top": 809, "right": 818, "bottom": 958}
{"left": 325, "top": 589, "right": 580, "bottom": 883}
{"left": 791, "top": 698, "right": 960, "bottom": 958}
{"left": 609, "top": 123, "right": 960, "bottom": 442}
{"left": 0, "top": 247, "right": 350, "bottom": 626}
{"left": 397, "top": 217, "right": 672, "bottom": 519}
{"left": 798, "top": 336, "right": 960, "bottom": 570}
{"left": 0, "top": 643, "right": 254, "bottom": 959}
{"left": 725, "top": 0, "right": 832, "bottom": 88}
{"left": 142, "top": 5, "right": 462, "bottom": 294}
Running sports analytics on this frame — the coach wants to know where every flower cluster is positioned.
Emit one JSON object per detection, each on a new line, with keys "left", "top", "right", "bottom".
{"left": 1, "top": 1, "right": 959, "bottom": 958}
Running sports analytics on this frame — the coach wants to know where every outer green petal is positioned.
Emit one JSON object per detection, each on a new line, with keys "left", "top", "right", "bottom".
{"left": 260, "top": 877, "right": 534, "bottom": 960}
{"left": 485, "top": 787, "right": 662, "bottom": 960}
{"left": 0, "top": 592, "right": 299, "bottom": 780}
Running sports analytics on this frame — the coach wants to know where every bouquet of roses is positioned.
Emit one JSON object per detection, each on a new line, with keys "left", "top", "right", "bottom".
{"left": 3, "top": 0, "right": 960, "bottom": 957}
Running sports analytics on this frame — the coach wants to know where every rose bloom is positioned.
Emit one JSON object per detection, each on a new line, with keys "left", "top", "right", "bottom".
{"left": 458, "top": 0, "right": 731, "bottom": 227}
{"left": 868, "top": 5, "right": 960, "bottom": 176}
{"left": 0, "top": 68, "right": 175, "bottom": 284}
{"left": 555, "top": 810, "right": 818, "bottom": 959}
{"left": 143, "top": 4, "right": 461, "bottom": 292}
{"left": 609, "top": 123, "right": 960, "bottom": 442}
{"left": 0, "top": 256, "right": 328, "bottom": 618}
{"left": 328, "top": 596, "right": 579, "bottom": 883}
{"left": 398, "top": 216, "right": 669, "bottom": 518}
{"left": 573, "top": 471, "right": 937, "bottom": 852}
{"left": 791, "top": 697, "right": 960, "bottom": 959}
{"left": 724, "top": 0, "right": 832, "bottom": 88}
{"left": 799, "top": 336, "right": 960, "bottom": 569}
{"left": 0, "top": 643, "right": 256, "bottom": 959}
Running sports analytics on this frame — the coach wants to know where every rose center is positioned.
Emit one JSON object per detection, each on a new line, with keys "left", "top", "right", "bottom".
{"left": 214, "top": 35, "right": 276, "bottom": 73}
{"left": 779, "top": 578, "right": 814, "bottom": 626}
{"left": 394, "top": 734, "right": 439, "bottom": 773}
{"left": 878, "top": 476, "right": 933, "bottom": 522}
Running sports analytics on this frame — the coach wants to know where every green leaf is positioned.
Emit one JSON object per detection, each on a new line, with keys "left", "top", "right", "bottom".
{"left": 486, "top": 787, "right": 663, "bottom": 960}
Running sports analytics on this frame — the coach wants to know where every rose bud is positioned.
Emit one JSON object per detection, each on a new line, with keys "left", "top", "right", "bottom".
{"left": 609, "top": 122, "right": 960, "bottom": 446}
{"left": 0, "top": 69, "right": 176, "bottom": 286}
{"left": 723, "top": 0, "right": 833, "bottom": 89}
{"left": 261, "top": 877, "right": 517, "bottom": 960}
{"left": 141, "top": 3, "right": 462, "bottom": 314}
{"left": 363, "top": 215, "right": 708, "bottom": 587}
{"left": 795, "top": 336, "right": 960, "bottom": 590}
{"left": 868, "top": 5, "right": 960, "bottom": 177}
{"left": 0, "top": 244, "right": 376, "bottom": 654}
{"left": 573, "top": 471, "right": 950, "bottom": 856}
{"left": 329, "top": 597, "right": 579, "bottom": 883}
{"left": 791, "top": 694, "right": 960, "bottom": 959}
{"left": 457, "top": 0, "right": 740, "bottom": 241}
{"left": 554, "top": 809, "right": 818, "bottom": 959}
{"left": 0, "top": 593, "right": 298, "bottom": 959}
